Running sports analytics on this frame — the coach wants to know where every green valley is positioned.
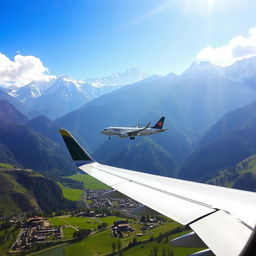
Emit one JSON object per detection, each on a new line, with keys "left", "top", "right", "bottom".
{"left": 66, "top": 173, "right": 111, "bottom": 190}
{"left": 32, "top": 215, "right": 199, "bottom": 256}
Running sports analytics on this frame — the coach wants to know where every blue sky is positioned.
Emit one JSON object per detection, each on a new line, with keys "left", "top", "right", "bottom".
{"left": 0, "top": 0, "right": 256, "bottom": 79}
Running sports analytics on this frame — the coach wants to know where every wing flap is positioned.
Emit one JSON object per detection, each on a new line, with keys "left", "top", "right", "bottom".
{"left": 190, "top": 210, "right": 253, "bottom": 256}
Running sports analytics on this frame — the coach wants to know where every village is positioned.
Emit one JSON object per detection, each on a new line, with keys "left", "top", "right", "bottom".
{"left": 7, "top": 189, "right": 168, "bottom": 253}
{"left": 10, "top": 216, "right": 62, "bottom": 251}
{"left": 85, "top": 189, "right": 142, "bottom": 210}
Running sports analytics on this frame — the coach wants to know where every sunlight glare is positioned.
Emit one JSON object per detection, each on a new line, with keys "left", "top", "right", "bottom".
{"left": 179, "top": 0, "right": 237, "bottom": 16}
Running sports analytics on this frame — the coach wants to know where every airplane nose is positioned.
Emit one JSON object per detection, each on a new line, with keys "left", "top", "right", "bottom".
{"left": 100, "top": 130, "right": 105, "bottom": 134}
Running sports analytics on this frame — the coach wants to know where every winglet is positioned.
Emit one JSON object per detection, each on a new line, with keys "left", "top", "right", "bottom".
{"left": 59, "top": 129, "right": 94, "bottom": 163}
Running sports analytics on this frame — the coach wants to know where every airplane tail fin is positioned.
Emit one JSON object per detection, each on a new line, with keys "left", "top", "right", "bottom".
{"left": 151, "top": 117, "right": 165, "bottom": 129}
{"left": 59, "top": 129, "right": 94, "bottom": 163}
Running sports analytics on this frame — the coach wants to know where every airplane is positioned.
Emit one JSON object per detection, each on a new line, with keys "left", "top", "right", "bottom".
{"left": 59, "top": 129, "right": 256, "bottom": 256}
{"left": 100, "top": 116, "right": 167, "bottom": 140}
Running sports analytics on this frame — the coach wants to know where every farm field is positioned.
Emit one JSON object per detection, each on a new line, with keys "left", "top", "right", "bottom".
{"left": 122, "top": 231, "right": 204, "bottom": 256}
{"left": 49, "top": 216, "right": 99, "bottom": 230}
{"left": 34, "top": 217, "right": 200, "bottom": 256}
{"left": 50, "top": 216, "right": 126, "bottom": 229}
{"left": 63, "top": 222, "right": 199, "bottom": 256}
{"left": 63, "top": 227, "right": 76, "bottom": 239}
{"left": 55, "top": 217, "right": 189, "bottom": 256}
{"left": 64, "top": 229, "right": 118, "bottom": 256}
{"left": 57, "top": 182, "right": 84, "bottom": 201}
{"left": 67, "top": 173, "right": 111, "bottom": 190}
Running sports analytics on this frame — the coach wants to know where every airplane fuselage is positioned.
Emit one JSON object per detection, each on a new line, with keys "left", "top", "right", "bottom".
{"left": 101, "top": 117, "right": 167, "bottom": 139}
{"left": 101, "top": 126, "right": 166, "bottom": 138}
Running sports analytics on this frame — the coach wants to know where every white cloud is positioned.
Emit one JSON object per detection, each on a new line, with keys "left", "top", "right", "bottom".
{"left": 0, "top": 53, "right": 56, "bottom": 87}
{"left": 196, "top": 27, "right": 256, "bottom": 66}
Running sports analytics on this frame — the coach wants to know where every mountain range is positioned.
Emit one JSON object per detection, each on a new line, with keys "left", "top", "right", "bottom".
{"left": 178, "top": 100, "right": 256, "bottom": 182}
{"left": 57, "top": 57, "right": 256, "bottom": 178}
{"left": 0, "top": 100, "right": 76, "bottom": 177}
{"left": 85, "top": 67, "right": 150, "bottom": 86}
{"left": 1, "top": 57, "right": 256, "bottom": 189}
{"left": 7, "top": 76, "right": 122, "bottom": 119}
{"left": 1, "top": 68, "right": 150, "bottom": 119}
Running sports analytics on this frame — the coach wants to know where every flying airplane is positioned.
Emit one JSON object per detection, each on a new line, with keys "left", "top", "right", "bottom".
{"left": 100, "top": 116, "right": 167, "bottom": 139}
{"left": 59, "top": 129, "right": 256, "bottom": 256}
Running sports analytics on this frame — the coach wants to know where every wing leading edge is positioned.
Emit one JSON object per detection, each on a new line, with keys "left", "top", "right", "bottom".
{"left": 59, "top": 129, "right": 256, "bottom": 256}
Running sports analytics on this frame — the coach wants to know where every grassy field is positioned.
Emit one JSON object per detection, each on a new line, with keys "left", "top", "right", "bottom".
{"left": 57, "top": 218, "right": 186, "bottom": 256}
{"left": 34, "top": 217, "right": 200, "bottom": 256}
{"left": 50, "top": 216, "right": 99, "bottom": 230}
{"left": 57, "top": 182, "right": 84, "bottom": 201}
{"left": 67, "top": 173, "right": 111, "bottom": 190}
{"left": 63, "top": 227, "right": 76, "bottom": 239}
{"left": 122, "top": 231, "right": 204, "bottom": 256}
{"left": 64, "top": 229, "right": 119, "bottom": 256}
{"left": 0, "top": 163, "right": 14, "bottom": 169}
{"left": 63, "top": 223, "right": 199, "bottom": 256}
{"left": 100, "top": 216, "right": 127, "bottom": 226}
{"left": 50, "top": 216, "right": 126, "bottom": 230}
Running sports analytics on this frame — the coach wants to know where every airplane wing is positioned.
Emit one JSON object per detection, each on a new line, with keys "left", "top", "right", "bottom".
{"left": 59, "top": 129, "right": 256, "bottom": 256}
{"left": 127, "top": 122, "right": 150, "bottom": 136}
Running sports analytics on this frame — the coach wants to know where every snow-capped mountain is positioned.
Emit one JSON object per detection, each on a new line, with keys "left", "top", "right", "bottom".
{"left": 8, "top": 78, "right": 56, "bottom": 102}
{"left": 4, "top": 68, "right": 151, "bottom": 119}
{"left": 184, "top": 56, "right": 256, "bottom": 84}
{"left": 184, "top": 60, "right": 224, "bottom": 77}
{"left": 7, "top": 75, "right": 122, "bottom": 119}
{"left": 85, "top": 67, "right": 150, "bottom": 86}
{"left": 224, "top": 56, "right": 256, "bottom": 82}
{"left": 3, "top": 58, "right": 256, "bottom": 120}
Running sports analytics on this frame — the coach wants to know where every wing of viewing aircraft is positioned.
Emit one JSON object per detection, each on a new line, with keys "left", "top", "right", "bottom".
{"left": 59, "top": 129, "right": 256, "bottom": 256}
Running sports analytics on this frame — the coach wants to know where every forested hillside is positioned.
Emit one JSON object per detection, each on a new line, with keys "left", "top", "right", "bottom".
{"left": 207, "top": 155, "right": 256, "bottom": 192}
{"left": 178, "top": 101, "right": 256, "bottom": 181}
{"left": 0, "top": 167, "right": 76, "bottom": 216}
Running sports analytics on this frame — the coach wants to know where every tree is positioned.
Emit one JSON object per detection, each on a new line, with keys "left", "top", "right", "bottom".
{"left": 117, "top": 239, "right": 123, "bottom": 256}
{"left": 167, "top": 249, "right": 174, "bottom": 256}
{"left": 157, "top": 233, "right": 163, "bottom": 243}
{"left": 117, "top": 239, "right": 122, "bottom": 252}
{"left": 98, "top": 222, "right": 108, "bottom": 230}
{"left": 153, "top": 246, "right": 158, "bottom": 256}
{"left": 112, "top": 241, "right": 116, "bottom": 254}
{"left": 140, "top": 215, "right": 146, "bottom": 222}
{"left": 73, "top": 229, "right": 91, "bottom": 240}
